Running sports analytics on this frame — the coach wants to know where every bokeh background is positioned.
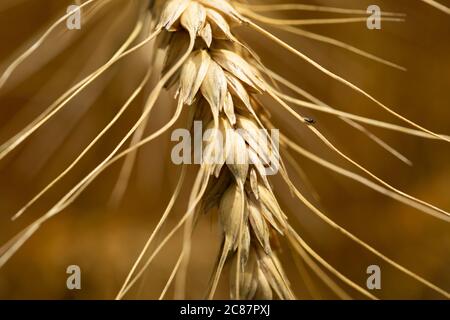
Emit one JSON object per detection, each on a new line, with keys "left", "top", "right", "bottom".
{"left": 0, "top": 0, "right": 448, "bottom": 299}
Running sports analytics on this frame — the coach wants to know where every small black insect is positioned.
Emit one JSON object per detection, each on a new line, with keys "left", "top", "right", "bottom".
{"left": 304, "top": 117, "right": 316, "bottom": 125}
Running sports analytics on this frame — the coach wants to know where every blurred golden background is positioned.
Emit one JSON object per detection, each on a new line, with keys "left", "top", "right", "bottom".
{"left": 0, "top": 0, "right": 448, "bottom": 299}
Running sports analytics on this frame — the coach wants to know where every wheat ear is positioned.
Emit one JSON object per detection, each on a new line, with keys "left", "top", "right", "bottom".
{"left": 1, "top": 0, "right": 449, "bottom": 300}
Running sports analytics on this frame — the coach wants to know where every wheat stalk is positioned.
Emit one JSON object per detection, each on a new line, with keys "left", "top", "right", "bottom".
{"left": 0, "top": 0, "right": 449, "bottom": 300}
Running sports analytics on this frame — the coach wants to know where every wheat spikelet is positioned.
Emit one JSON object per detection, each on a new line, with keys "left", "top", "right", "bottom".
{"left": 0, "top": 0, "right": 449, "bottom": 300}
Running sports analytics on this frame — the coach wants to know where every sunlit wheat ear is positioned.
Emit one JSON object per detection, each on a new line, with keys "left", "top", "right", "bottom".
{"left": 1, "top": 0, "right": 450, "bottom": 300}
{"left": 138, "top": 0, "right": 448, "bottom": 300}
{"left": 136, "top": 0, "right": 450, "bottom": 300}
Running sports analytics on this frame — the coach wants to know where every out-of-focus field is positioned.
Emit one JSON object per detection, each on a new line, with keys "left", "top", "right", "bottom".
{"left": 0, "top": 0, "right": 448, "bottom": 299}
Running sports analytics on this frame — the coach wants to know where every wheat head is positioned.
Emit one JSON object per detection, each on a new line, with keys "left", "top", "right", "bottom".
{"left": 0, "top": 0, "right": 449, "bottom": 300}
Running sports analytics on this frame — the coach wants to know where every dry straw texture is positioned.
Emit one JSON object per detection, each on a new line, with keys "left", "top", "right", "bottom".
{"left": 0, "top": 0, "right": 449, "bottom": 299}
